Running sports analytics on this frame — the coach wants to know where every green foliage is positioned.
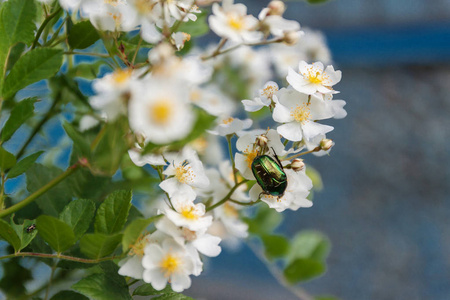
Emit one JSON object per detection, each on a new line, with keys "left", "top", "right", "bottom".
{"left": 286, "top": 231, "right": 331, "bottom": 264}
{"left": 0, "top": 146, "right": 16, "bottom": 171}
{"left": 68, "top": 20, "right": 101, "bottom": 50}
{"left": 63, "top": 122, "right": 92, "bottom": 158}
{"left": 284, "top": 258, "right": 326, "bottom": 284}
{"left": 245, "top": 204, "right": 283, "bottom": 235}
{"left": 0, "top": 0, "right": 36, "bottom": 46}
{"left": 306, "top": 0, "right": 330, "bottom": 4}
{"left": 2, "top": 48, "right": 63, "bottom": 99}
{"left": 1, "top": 97, "right": 36, "bottom": 143}
{"left": 26, "top": 164, "right": 73, "bottom": 216}
{"left": 72, "top": 262, "right": 132, "bottom": 300}
{"left": 10, "top": 218, "right": 38, "bottom": 251}
{"left": 36, "top": 215, "right": 76, "bottom": 253}
{"left": 59, "top": 198, "right": 96, "bottom": 240}
{"left": 80, "top": 233, "right": 122, "bottom": 259}
{"left": 50, "top": 290, "right": 89, "bottom": 300}
{"left": 94, "top": 190, "right": 132, "bottom": 235}
{"left": 133, "top": 284, "right": 194, "bottom": 299}
{"left": 0, "top": 259, "right": 32, "bottom": 298}
{"left": 261, "top": 234, "right": 290, "bottom": 260}
{"left": 0, "top": 219, "right": 21, "bottom": 252}
{"left": 7, "top": 151, "right": 43, "bottom": 179}
{"left": 178, "top": 11, "right": 209, "bottom": 37}
{"left": 122, "top": 216, "right": 159, "bottom": 252}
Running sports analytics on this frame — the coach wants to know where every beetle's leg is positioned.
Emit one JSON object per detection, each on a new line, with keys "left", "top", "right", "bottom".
{"left": 271, "top": 147, "right": 283, "bottom": 168}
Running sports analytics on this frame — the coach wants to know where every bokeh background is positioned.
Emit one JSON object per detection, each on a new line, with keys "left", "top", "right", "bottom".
{"left": 186, "top": 0, "right": 450, "bottom": 299}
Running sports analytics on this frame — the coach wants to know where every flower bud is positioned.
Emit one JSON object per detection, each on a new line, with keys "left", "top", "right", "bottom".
{"left": 148, "top": 42, "right": 174, "bottom": 65}
{"left": 291, "top": 158, "right": 305, "bottom": 172}
{"left": 268, "top": 1, "right": 285, "bottom": 15}
{"left": 320, "top": 138, "right": 333, "bottom": 151}
{"left": 283, "top": 31, "right": 301, "bottom": 46}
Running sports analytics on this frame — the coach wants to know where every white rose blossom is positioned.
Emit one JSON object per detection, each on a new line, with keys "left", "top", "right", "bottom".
{"left": 164, "top": 194, "right": 213, "bottom": 232}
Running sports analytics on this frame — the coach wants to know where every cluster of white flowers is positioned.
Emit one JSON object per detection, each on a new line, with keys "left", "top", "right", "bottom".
{"left": 58, "top": 0, "right": 200, "bottom": 44}
{"left": 75, "top": 0, "right": 347, "bottom": 293}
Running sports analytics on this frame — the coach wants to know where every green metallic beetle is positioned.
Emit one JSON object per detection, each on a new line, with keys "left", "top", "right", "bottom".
{"left": 251, "top": 152, "right": 287, "bottom": 197}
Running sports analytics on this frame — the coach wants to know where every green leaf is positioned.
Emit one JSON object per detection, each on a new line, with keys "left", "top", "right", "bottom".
{"left": 10, "top": 218, "right": 37, "bottom": 251}
{"left": 50, "top": 291, "right": 89, "bottom": 300}
{"left": 283, "top": 258, "right": 326, "bottom": 284}
{"left": 90, "top": 118, "right": 128, "bottom": 176}
{"left": 68, "top": 20, "right": 100, "bottom": 50}
{"left": 153, "top": 293, "right": 195, "bottom": 300}
{"left": 306, "top": 166, "right": 323, "bottom": 192}
{"left": 0, "top": 0, "right": 36, "bottom": 46}
{"left": 26, "top": 164, "right": 72, "bottom": 216}
{"left": 315, "top": 296, "right": 341, "bottom": 300}
{"left": 59, "top": 199, "right": 96, "bottom": 240}
{"left": 1, "top": 97, "right": 36, "bottom": 142}
{"left": 36, "top": 215, "right": 76, "bottom": 253}
{"left": 0, "top": 219, "right": 21, "bottom": 252}
{"left": 177, "top": 11, "right": 209, "bottom": 37}
{"left": 122, "top": 216, "right": 158, "bottom": 252}
{"left": 2, "top": 48, "right": 63, "bottom": 99}
{"left": 67, "top": 61, "right": 106, "bottom": 80}
{"left": 0, "top": 146, "right": 16, "bottom": 171}
{"left": 0, "top": 259, "right": 32, "bottom": 298}
{"left": 80, "top": 233, "right": 122, "bottom": 259}
{"left": 72, "top": 262, "right": 132, "bottom": 300}
{"left": 6, "top": 42, "right": 25, "bottom": 71}
{"left": 63, "top": 122, "right": 92, "bottom": 158}
{"left": 261, "top": 234, "right": 289, "bottom": 260}
{"left": 133, "top": 284, "right": 173, "bottom": 296}
{"left": 7, "top": 151, "right": 43, "bottom": 179}
{"left": 245, "top": 205, "right": 282, "bottom": 235}
{"left": 94, "top": 190, "right": 132, "bottom": 234}
{"left": 286, "top": 231, "right": 331, "bottom": 264}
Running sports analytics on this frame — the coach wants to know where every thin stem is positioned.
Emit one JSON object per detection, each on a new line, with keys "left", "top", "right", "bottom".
{"left": 16, "top": 96, "right": 60, "bottom": 161}
{"left": 64, "top": 51, "right": 110, "bottom": 58}
{"left": 31, "top": 7, "right": 62, "bottom": 49}
{"left": 286, "top": 147, "right": 321, "bottom": 160}
{"left": 226, "top": 134, "right": 237, "bottom": 185}
{"left": 201, "top": 38, "right": 227, "bottom": 61}
{"left": 44, "top": 259, "right": 58, "bottom": 300}
{"left": 44, "top": 18, "right": 67, "bottom": 47}
{"left": 131, "top": 37, "right": 142, "bottom": 66}
{"left": 206, "top": 180, "right": 248, "bottom": 212}
{"left": 0, "top": 163, "right": 80, "bottom": 218}
{"left": 0, "top": 172, "right": 5, "bottom": 210}
{"left": 247, "top": 241, "right": 315, "bottom": 300}
{"left": 0, "top": 252, "right": 121, "bottom": 263}
{"left": 229, "top": 198, "right": 260, "bottom": 206}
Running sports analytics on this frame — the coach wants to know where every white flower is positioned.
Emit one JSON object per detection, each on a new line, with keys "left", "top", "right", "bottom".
{"left": 241, "top": 81, "right": 278, "bottom": 112}
{"left": 128, "top": 79, "right": 195, "bottom": 144}
{"left": 172, "top": 32, "right": 191, "bottom": 50}
{"left": 235, "top": 129, "right": 292, "bottom": 180}
{"left": 90, "top": 68, "right": 137, "bottom": 121}
{"left": 190, "top": 85, "right": 236, "bottom": 117}
{"left": 208, "top": 117, "right": 252, "bottom": 136}
{"left": 322, "top": 93, "right": 347, "bottom": 119}
{"left": 142, "top": 238, "right": 195, "bottom": 292}
{"left": 159, "top": 147, "right": 209, "bottom": 198}
{"left": 273, "top": 88, "right": 334, "bottom": 142}
{"left": 287, "top": 61, "right": 342, "bottom": 95}
{"left": 209, "top": 0, "right": 262, "bottom": 43}
{"left": 258, "top": 8, "right": 301, "bottom": 38}
{"left": 118, "top": 230, "right": 167, "bottom": 280}
{"left": 81, "top": 0, "right": 138, "bottom": 32}
{"left": 270, "top": 28, "right": 331, "bottom": 78}
{"left": 164, "top": 194, "right": 213, "bottom": 231}
{"left": 128, "top": 146, "right": 166, "bottom": 167}
{"left": 249, "top": 168, "right": 312, "bottom": 212}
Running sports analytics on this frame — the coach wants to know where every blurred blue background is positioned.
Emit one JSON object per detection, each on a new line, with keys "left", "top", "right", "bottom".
{"left": 187, "top": 1, "right": 450, "bottom": 299}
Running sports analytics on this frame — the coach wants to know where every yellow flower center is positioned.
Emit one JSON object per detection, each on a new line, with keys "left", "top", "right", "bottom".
{"left": 175, "top": 161, "right": 194, "bottom": 184}
{"left": 190, "top": 89, "right": 202, "bottom": 103}
{"left": 180, "top": 205, "right": 199, "bottom": 220}
{"left": 223, "top": 117, "right": 234, "bottom": 125}
{"left": 262, "top": 85, "right": 278, "bottom": 98}
{"left": 135, "top": 0, "right": 157, "bottom": 14}
{"left": 307, "top": 71, "right": 323, "bottom": 84}
{"left": 149, "top": 99, "right": 173, "bottom": 125}
{"left": 112, "top": 69, "right": 131, "bottom": 84}
{"left": 190, "top": 137, "right": 208, "bottom": 154}
{"left": 129, "top": 235, "right": 148, "bottom": 257}
{"left": 160, "top": 254, "right": 180, "bottom": 277}
{"left": 245, "top": 149, "right": 259, "bottom": 169}
{"left": 227, "top": 15, "right": 244, "bottom": 31}
{"left": 291, "top": 104, "right": 311, "bottom": 124}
